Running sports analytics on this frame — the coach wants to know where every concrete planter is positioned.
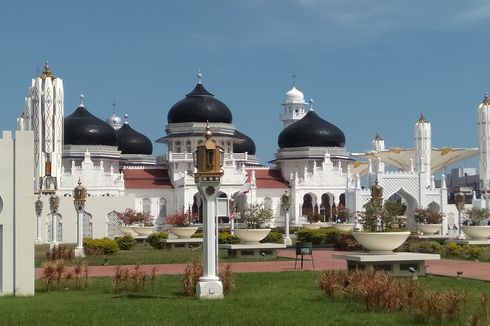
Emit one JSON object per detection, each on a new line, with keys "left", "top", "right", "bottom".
{"left": 352, "top": 231, "right": 410, "bottom": 254}
{"left": 462, "top": 226, "right": 490, "bottom": 240}
{"left": 170, "top": 226, "right": 199, "bottom": 239}
{"left": 302, "top": 224, "right": 321, "bottom": 230}
{"left": 416, "top": 223, "right": 442, "bottom": 235}
{"left": 333, "top": 223, "right": 354, "bottom": 232}
{"left": 131, "top": 226, "right": 154, "bottom": 236}
{"left": 234, "top": 229, "right": 271, "bottom": 244}
{"left": 119, "top": 226, "right": 139, "bottom": 237}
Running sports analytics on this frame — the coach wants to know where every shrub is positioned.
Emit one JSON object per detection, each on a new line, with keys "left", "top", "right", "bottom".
{"left": 182, "top": 260, "right": 203, "bottom": 296}
{"left": 332, "top": 233, "right": 363, "bottom": 251}
{"left": 219, "top": 264, "right": 235, "bottom": 295}
{"left": 261, "top": 231, "right": 283, "bottom": 243}
{"left": 40, "top": 258, "right": 89, "bottom": 291}
{"left": 147, "top": 232, "right": 168, "bottom": 249}
{"left": 218, "top": 231, "right": 240, "bottom": 244}
{"left": 112, "top": 264, "right": 156, "bottom": 294}
{"left": 116, "top": 235, "right": 136, "bottom": 250}
{"left": 192, "top": 230, "right": 203, "bottom": 238}
{"left": 83, "top": 237, "right": 119, "bottom": 255}
{"left": 45, "top": 245, "right": 74, "bottom": 261}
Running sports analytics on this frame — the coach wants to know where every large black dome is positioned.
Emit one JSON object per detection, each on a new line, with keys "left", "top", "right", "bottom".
{"left": 64, "top": 106, "right": 118, "bottom": 146}
{"left": 167, "top": 83, "right": 233, "bottom": 124}
{"left": 233, "top": 130, "right": 256, "bottom": 155}
{"left": 278, "top": 110, "right": 345, "bottom": 148}
{"left": 117, "top": 123, "right": 153, "bottom": 155}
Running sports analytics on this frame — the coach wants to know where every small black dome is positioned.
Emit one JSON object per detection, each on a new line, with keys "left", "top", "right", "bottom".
{"left": 64, "top": 106, "right": 118, "bottom": 146}
{"left": 117, "top": 123, "right": 153, "bottom": 155}
{"left": 167, "top": 83, "right": 233, "bottom": 124}
{"left": 233, "top": 130, "right": 256, "bottom": 155}
{"left": 278, "top": 110, "right": 345, "bottom": 148}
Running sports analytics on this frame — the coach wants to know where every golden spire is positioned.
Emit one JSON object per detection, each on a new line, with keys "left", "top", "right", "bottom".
{"left": 40, "top": 62, "right": 54, "bottom": 80}
{"left": 417, "top": 112, "right": 428, "bottom": 123}
{"left": 483, "top": 93, "right": 489, "bottom": 106}
{"left": 374, "top": 132, "right": 382, "bottom": 141}
{"left": 204, "top": 121, "right": 212, "bottom": 139}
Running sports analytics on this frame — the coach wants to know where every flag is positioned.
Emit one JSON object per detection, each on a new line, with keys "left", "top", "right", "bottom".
{"left": 238, "top": 173, "right": 251, "bottom": 194}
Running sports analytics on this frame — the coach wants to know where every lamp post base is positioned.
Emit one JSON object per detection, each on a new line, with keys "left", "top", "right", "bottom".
{"left": 283, "top": 236, "right": 292, "bottom": 246}
{"left": 35, "top": 238, "right": 43, "bottom": 245}
{"left": 196, "top": 280, "right": 223, "bottom": 300}
{"left": 74, "top": 247, "right": 85, "bottom": 257}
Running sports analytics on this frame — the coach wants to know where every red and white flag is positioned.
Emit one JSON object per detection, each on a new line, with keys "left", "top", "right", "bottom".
{"left": 239, "top": 173, "right": 251, "bottom": 194}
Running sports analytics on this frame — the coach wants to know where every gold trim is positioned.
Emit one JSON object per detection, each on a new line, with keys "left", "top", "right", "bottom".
{"left": 483, "top": 93, "right": 489, "bottom": 106}
{"left": 40, "top": 62, "right": 54, "bottom": 80}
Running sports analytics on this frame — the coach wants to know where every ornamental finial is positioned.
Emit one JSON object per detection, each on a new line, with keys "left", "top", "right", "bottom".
{"left": 79, "top": 94, "right": 85, "bottom": 107}
{"left": 483, "top": 93, "right": 489, "bottom": 105}
{"left": 197, "top": 69, "right": 203, "bottom": 84}
{"left": 292, "top": 69, "right": 297, "bottom": 87}
{"left": 374, "top": 132, "right": 382, "bottom": 141}
{"left": 112, "top": 102, "right": 116, "bottom": 114}
{"left": 40, "top": 61, "right": 54, "bottom": 80}
{"left": 418, "top": 112, "right": 427, "bottom": 123}
{"left": 309, "top": 98, "right": 314, "bottom": 111}
{"left": 204, "top": 120, "right": 212, "bottom": 139}
{"left": 124, "top": 113, "right": 128, "bottom": 124}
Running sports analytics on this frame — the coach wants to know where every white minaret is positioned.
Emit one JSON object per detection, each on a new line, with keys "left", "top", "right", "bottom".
{"left": 478, "top": 94, "right": 490, "bottom": 191}
{"left": 372, "top": 133, "right": 385, "bottom": 151}
{"left": 280, "top": 75, "right": 307, "bottom": 128}
{"left": 414, "top": 113, "right": 431, "bottom": 186}
{"left": 18, "top": 62, "right": 64, "bottom": 191}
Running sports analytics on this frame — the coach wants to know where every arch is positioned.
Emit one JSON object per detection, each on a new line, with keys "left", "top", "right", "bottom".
{"left": 155, "top": 197, "right": 167, "bottom": 226}
{"left": 142, "top": 198, "right": 151, "bottom": 214}
{"left": 428, "top": 201, "right": 440, "bottom": 212}
{"left": 217, "top": 192, "right": 229, "bottom": 223}
{"left": 47, "top": 213, "right": 63, "bottom": 243}
{"left": 232, "top": 191, "right": 248, "bottom": 220}
{"left": 185, "top": 140, "right": 192, "bottom": 153}
{"left": 320, "top": 193, "right": 334, "bottom": 222}
{"left": 302, "top": 193, "right": 315, "bottom": 216}
{"left": 192, "top": 193, "right": 203, "bottom": 223}
{"left": 83, "top": 211, "right": 93, "bottom": 238}
{"left": 387, "top": 188, "right": 418, "bottom": 230}
{"left": 106, "top": 210, "right": 122, "bottom": 239}
{"left": 264, "top": 197, "right": 272, "bottom": 210}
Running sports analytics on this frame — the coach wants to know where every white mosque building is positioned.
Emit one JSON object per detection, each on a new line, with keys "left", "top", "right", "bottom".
{"left": 14, "top": 63, "right": 482, "bottom": 244}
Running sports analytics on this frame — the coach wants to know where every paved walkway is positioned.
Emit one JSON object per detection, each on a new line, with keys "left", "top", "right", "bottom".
{"left": 35, "top": 249, "right": 490, "bottom": 281}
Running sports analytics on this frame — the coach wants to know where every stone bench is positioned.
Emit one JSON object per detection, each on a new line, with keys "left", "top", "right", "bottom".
{"left": 219, "top": 243, "right": 286, "bottom": 258}
{"left": 161, "top": 238, "right": 203, "bottom": 249}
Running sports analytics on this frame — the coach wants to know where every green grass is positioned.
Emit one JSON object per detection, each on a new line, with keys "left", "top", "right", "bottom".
{"left": 1, "top": 272, "right": 489, "bottom": 326}
{"left": 35, "top": 244, "right": 286, "bottom": 267}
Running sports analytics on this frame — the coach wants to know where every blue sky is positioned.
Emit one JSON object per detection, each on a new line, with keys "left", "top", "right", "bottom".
{"left": 0, "top": 0, "right": 489, "bottom": 167}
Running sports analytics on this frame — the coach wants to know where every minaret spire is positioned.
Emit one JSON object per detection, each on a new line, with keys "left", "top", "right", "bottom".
{"left": 197, "top": 69, "right": 203, "bottom": 84}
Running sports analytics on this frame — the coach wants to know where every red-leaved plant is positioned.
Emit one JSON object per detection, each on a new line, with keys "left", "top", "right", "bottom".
{"left": 166, "top": 211, "right": 198, "bottom": 227}
{"left": 116, "top": 208, "right": 152, "bottom": 226}
{"left": 413, "top": 208, "right": 443, "bottom": 224}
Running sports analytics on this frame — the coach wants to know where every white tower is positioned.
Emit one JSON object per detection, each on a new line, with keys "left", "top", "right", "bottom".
{"left": 372, "top": 133, "right": 385, "bottom": 151}
{"left": 18, "top": 62, "right": 64, "bottom": 191}
{"left": 478, "top": 94, "right": 490, "bottom": 191}
{"left": 280, "top": 84, "right": 307, "bottom": 128}
{"left": 414, "top": 113, "right": 431, "bottom": 186}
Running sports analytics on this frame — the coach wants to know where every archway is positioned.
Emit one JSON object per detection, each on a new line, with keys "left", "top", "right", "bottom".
{"left": 386, "top": 188, "right": 417, "bottom": 230}
{"left": 217, "top": 192, "right": 229, "bottom": 223}
{"left": 191, "top": 193, "right": 203, "bottom": 223}
{"left": 302, "top": 193, "right": 315, "bottom": 216}
{"left": 320, "top": 193, "right": 334, "bottom": 222}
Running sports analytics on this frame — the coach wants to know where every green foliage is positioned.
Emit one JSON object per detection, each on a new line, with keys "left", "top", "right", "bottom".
{"left": 115, "top": 235, "right": 136, "bottom": 250}
{"left": 191, "top": 230, "right": 203, "bottom": 238}
{"left": 296, "top": 228, "right": 340, "bottom": 245}
{"left": 239, "top": 202, "right": 273, "bottom": 229}
{"left": 464, "top": 208, "right": 490, "bottom": 225}
{"left": 385, "top": 201, "right": 407, "bottom": 216}
{"left": 306, "top": 212, "right": 321, "bottom": 224}
{"left": 261, "top": 230, "right": 283, "bottom": 243}
{"left": 332, "top": 233, "right": 364, "bottom": 251}
{"left": 359, "top": 199, "right": 399, "bottom": 232}
{"left": 146, "top": 232, "right": 168, "bottom": 249}
{"left": 218, "top": 231, "right": 240, "bottom": 244}
{"left": 83, "top": 238, "right": 119, "bottom": 255}
{"left": 413, "top": 207, "right": 443, "bottom": 224}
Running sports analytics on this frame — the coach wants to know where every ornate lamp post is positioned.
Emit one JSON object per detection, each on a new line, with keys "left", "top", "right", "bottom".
{"left": 455, "top": 192, "right": 465, "bottom": 239}
{"left": 49, "top": 194, "right": 60, "bottom": 249}
{"left": 281, "top": 189, "right": 292, "bottom": 246}
{"left": 73, "top": 179, "right": 87, "bottom": 257}
{"left": 193, "top": 124, "right": 224, "bottom": 299}
{"left": 34, "top": 195, "right": 43, "bottom": 244}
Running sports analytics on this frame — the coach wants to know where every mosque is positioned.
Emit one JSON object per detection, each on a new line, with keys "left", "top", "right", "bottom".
{"left": 14, "top": 63, "right": 484, "bottom": 244}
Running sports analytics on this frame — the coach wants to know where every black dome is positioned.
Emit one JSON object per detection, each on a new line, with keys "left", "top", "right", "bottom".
{"left": 117, "top": 123, "right": 153, "bottom": 155}
{"left": 233, "top": 130, "right": 256, "bottom": 155}
{"left": 167, "top": 83, "right": 233, "bottom": 124}
{"left": 278, "top": 110, "right": 345, "bottom": 148}
{"left": 64, "top": 106, "right": 118, "bottom": 146}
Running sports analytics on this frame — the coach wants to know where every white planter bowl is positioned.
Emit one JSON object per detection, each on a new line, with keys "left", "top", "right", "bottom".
{"left": 234, "top": 229, "right": 271, "bottom": 244}
{"left": 302, "top": 224, "right": 321, "bottom": 230}
{"left": 352, "top": 231, "right": 410, "bottom": 254}
{"left": 333, "top": 223, "right": 354, "bottom": 232}
{"left": 119, "top": 226, "right": 139, "bottom": 237}
{"left": 131, "top": 226, "right": 154, "bottom": 236}
{"left": 416, "top": 224, "right": 442, "bottom": 235}
{"left": 462, "top": 226, "right": 490, "bottom": 240}
{"left": 170, "top": 226, "right": 199, "bottom": 239}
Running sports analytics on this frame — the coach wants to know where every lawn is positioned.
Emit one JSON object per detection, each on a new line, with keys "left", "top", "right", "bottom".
{"left": 1, "top": 271, "right": 489, "bottom": 326}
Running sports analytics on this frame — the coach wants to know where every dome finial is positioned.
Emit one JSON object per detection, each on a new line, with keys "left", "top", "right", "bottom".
{"left": 374, "top": 132, "right": 382, "bottom": 141}
{"left": 483, "top": 92, "right": 489, "bottom": 105}
{"left": 418, "top": 112, "right": 427, "bottom": 123}
{"left": 309, "top": 99, "right": 314, "bottom": 111}
{"left": 197, "top": 69, "right": 203, "bottom": 84}
{"left": 204, "top": 120, "right": 212, "bottom": 139}
{"left": 112, "top": 102, "right": 116, "bottom": 114}
{"left": 40, "top": 61, "right": 54, "bottom": 80}
{"left": 292, "top": 69, "right": 297, "bottom": 87}
{"left": 79, "top": 94, "right": 85, "bottom": 107}
{"left": 124, "top": 113, "right": 128, "bottom": 124}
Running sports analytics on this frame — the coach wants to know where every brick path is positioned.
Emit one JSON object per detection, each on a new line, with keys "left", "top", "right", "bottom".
{"left": 35, "top": 249, "right": 490, "bottom": 281}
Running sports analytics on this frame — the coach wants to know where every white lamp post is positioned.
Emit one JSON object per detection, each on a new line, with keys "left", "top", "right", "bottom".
{"left": 281, "top": 189, "right": 292, "bottom": 246}
{"left": 73, "top": 179, "right": 87, "bottom": 257}
{"left": 193, "top": 124, "right": 224, "bottom": 299}
{"left": 49, "top": 194, "right": 60, "bottom": 250}
{"left": 34, "top": 195, "right": 43, "bottom": 244}
{"left": 455, "top": 192, "right": 465, "bottom": 240}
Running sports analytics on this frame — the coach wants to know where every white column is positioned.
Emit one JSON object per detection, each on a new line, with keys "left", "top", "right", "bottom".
{"left": 35, "top": 213, "right": 42, "bottom": 244}
{"left": 284, "top": 208, "right": 292, "bottom": 245}
{"left": 50, "top": 212, "right": 58, "bottom": 249}
{"left": 74, "top": 210, "right": 85, "bottom": 257}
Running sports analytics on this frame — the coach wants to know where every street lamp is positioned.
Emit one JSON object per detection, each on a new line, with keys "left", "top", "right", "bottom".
{"left": 193, "top": 123, "right": 224, "bottom": 299}
{"left": 34, "top": 194, "right": 43, "bottom": 244}
{"left": 281, "top": 189, "right": 292, "bottom": 246}
{"left": 48, "top": 194, "right": 60, "bottom": 249}
{"left": 455, "top": 192, "right": 465, "bottom": 239}
{"left": 73, "top": 179, "right": 87, "bottom": 257}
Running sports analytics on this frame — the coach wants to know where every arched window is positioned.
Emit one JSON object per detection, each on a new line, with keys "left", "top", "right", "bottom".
{"left": 302, "top": 194, "right": 313, "bottom": 216}
{"left": 185, "top": 140, "right": 191, "bottom": 153}
{"left": 83, "top": 211, "right": 93, "bottom": 238}
{"left": 159, "top": 198, "right": 167, "bottom": 219}
{"left": 142, "top": 198, "right": 151, "bottom": 215}
{"left": 264, "top": 197, "right": 272, "bottom": 210}
{"left": 106, "top": 210, "right": 122, "bottom": 239}
{"left": 175, "top": 141, "right": 181, "bottom": 153}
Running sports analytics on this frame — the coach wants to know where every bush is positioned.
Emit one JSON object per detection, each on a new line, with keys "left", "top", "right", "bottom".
{"left": 218, "top": 231, "right": 240, "bottom": 244}
{"left": 147, "top": 232, "right": 168, "bottom": 249}
{"left": 296, "top": 228, "right": 340, "bottom": 245}
{"left": 83, "top": 237, "right": 119, "bottom": 255}
{"left": 261, "top": 231, "right": 283, "bottom": 243}
{"left": 332, "top": 233, "right": 363, "bottom": 251}
{"left": 116, "top": 235, "right": 136, "bottom": 250}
